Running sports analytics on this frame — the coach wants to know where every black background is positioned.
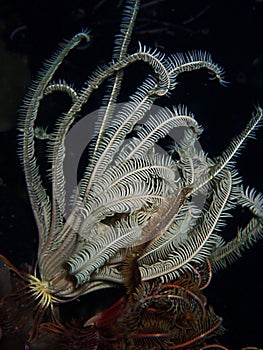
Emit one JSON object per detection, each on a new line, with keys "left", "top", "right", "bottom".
{"left": 0, "top": 0, "right": 263, "bottom": 349}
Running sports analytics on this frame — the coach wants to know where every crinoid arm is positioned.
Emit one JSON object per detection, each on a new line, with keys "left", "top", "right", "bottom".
{"left": 18, "top": 31, "right": 91, "bottom": 245}
{"left": 211, "top": 186, "right": 263, "bottom": 271}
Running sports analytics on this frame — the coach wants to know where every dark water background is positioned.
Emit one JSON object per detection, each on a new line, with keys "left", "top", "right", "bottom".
{"left": 0, "top": 0, "right": 263, "bottom": 348}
